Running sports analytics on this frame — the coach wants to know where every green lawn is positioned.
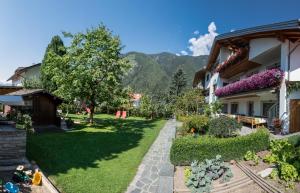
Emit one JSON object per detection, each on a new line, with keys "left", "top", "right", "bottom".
{"left": 27, "top": 114, "right": 166, "bottom": 193}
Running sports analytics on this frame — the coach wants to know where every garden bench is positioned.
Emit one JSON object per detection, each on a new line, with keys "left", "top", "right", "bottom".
{"left": 237, "top": 115, "right": 266, "bottom": 129}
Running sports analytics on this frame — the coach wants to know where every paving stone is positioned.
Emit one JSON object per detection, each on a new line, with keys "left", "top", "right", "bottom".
{"left": 159, "top": 163, "right": 174, "bottom": 177}
{"left": 130, "top": 188, "right": 142, "bottom": 193}
{"left": 125, "top": 120, "right": 176, "bottom": 193}
{"left": 157, "top": 176, "right": 173, "bottom": 193}
{"left": 136, "top": 180, "right": 145, "bottom": 188}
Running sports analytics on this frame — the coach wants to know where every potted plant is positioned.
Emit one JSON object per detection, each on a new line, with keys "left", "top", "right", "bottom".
{"left": 272, "top": 118, "right": 281, "bottom": 134}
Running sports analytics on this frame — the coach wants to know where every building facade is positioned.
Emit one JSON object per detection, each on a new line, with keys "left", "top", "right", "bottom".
{"left": 193, "top": 19, "right": 300, "bottom": 133}
{"left": 7, "top": 63, "right": 41, "bottom": 86}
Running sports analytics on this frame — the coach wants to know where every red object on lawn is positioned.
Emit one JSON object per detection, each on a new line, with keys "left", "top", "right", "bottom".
{"left": 121, "top": 111, "right": 127, "bottom": 119}
{"left": 86, "top": 108, "right": 91, "bottom": 114}
{"left": 116, "top": 111, "right": 121, "bottom": 118}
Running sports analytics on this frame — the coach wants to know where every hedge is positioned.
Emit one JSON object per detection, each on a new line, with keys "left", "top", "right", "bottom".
{"left": 170, "top": 128, "right": 270, "bottom": 165}
{"left": 286, "top": 135, "right": 300, "bottom": 147}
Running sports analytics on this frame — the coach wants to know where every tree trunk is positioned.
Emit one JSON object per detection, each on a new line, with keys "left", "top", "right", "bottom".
{"left": 89, "top": 104, "right": 95, "bottom": 124}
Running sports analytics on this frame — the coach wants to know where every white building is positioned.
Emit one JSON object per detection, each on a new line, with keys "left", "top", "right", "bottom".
{"left": 193, "top": 19, "right": 300, "bottom": 134}
{"left": 7, "top": 63, "right": 41, "bottom": 86}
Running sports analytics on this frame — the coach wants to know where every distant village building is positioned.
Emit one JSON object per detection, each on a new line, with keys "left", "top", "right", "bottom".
{"left": 131, "top": 93, "right": 142, "bottom": 108}
{"left": 7, "top": 63, "right": 41, "bottom": 86}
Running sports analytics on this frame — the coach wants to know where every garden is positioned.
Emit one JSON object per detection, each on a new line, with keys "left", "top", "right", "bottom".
{"left": 170, "top": 101, "right": 300, "bottom": 193}
{"left": 27, "top": 114, "right": 166, "bottom": 193}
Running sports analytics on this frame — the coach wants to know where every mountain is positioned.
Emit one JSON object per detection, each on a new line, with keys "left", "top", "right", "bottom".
{"left": 123, "top": 52, "right": 208, "bottom": 94}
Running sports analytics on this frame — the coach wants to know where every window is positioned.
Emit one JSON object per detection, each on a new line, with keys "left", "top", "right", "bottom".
{"left": 231, "top": 103, "right": 238, "bottom": 114}
{"left": 262, "top": 102, "right": 275, "bottom": 117}
{"left": 248, "top": 101, "right": 254, "bottom": 116}
{"left": 222, "top": 104, "right": 228, "bottom": 114}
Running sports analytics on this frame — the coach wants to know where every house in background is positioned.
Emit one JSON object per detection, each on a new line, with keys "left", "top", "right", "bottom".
{"left": 7, "top": 63, "right": 41, "bottom": 86}
{"left": 193, "top": 19, "right": 300, "bottom": 134}
{"left": 131, "top": 93, "right": 142, "bottom": 108}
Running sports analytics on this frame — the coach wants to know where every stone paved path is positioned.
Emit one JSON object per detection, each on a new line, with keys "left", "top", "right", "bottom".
{"left": 125, "top": 119, "right": 176, "bottom": 193}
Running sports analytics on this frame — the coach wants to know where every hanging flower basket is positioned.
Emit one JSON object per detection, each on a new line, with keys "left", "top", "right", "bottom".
{"left": 215, "top": 69, "right": 284, "bottom": 97}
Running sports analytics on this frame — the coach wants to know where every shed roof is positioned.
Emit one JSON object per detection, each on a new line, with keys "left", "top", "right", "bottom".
{"left": 7, "top": 89, "right": 63, "bottom": 104}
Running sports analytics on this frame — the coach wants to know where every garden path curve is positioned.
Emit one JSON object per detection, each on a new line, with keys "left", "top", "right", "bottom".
{"left": 125, "top": 119, "right": 177, "bottom": 193}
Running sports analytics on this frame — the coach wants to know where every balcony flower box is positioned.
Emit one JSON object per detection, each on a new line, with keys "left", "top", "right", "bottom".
{"left": 215, "top": 47, "right": 248, "bottom": 73}
{"left": 215, "top": 69, "right": 284, "bottom": 97}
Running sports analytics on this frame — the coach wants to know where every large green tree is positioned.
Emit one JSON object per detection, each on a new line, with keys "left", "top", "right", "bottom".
{"left": 169, "top": 68, "right": 187, "bottom": 96}
{"left": 41, "top": 35, "right": 66, "bottom": 92}
{"left": 48, "top": 25, "right": 131, "bottom": 123}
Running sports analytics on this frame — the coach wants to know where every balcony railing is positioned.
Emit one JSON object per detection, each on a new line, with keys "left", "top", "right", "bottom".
{"left": 215, "top": 69, "right": 284, "bottom": 97}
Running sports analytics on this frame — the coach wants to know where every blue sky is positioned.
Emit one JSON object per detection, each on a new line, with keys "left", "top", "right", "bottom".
{"left": 1, "top": 0, "right": 300, "bottom": 82}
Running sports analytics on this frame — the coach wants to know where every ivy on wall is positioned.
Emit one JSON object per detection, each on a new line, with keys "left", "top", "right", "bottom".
{"left": 287, "top": 82, "right": 300, "bottom": 95}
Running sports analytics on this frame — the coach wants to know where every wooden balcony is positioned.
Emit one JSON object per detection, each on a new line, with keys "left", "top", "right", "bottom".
{"left": 220, "top": 58, "right": 261, "bottom": 79}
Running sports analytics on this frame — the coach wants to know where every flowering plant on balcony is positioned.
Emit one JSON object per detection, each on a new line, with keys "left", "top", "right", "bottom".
{"left": 215, "top": 47, "right": 248, "bottom": 73}
{"left": 215, "top": 69, "right": 284, "bottom": 97}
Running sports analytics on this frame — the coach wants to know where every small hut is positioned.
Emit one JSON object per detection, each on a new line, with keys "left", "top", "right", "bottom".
{"left": 5, "top": 89, "right": 63, "bottom": 129}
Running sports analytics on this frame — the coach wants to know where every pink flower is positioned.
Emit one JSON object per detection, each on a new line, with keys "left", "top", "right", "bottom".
{"left": 215, "top": 69, "right": 284, "bottom": 97}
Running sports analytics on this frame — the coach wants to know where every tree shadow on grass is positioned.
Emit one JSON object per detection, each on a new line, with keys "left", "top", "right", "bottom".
{"left": 26, "top": 117, "right": 160, "bottom": 176}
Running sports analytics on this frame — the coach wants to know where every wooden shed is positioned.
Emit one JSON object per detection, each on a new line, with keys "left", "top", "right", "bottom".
{"left": 6, "top": 89, "right": 63, "bottom": 128}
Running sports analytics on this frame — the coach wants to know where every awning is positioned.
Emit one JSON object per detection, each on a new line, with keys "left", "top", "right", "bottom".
{"left": 0, "top": 95, "right": 25, "bottom": 106}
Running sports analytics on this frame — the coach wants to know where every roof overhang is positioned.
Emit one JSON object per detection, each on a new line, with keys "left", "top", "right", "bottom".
{"left": 0, "top": 95, "right": 25, "bottom": 106}
{"left": 207, "top": 19, "right": 300, "bottom": 70}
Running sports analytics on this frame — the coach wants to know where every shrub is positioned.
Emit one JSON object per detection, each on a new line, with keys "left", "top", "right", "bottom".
{"left": 208, "top": 116, "right": 241, "bottom": 138}
{"left": 170, "top": 128, "right": 269, "bottom": 165}
{"left": 183, "top": 115, "right": 209, "bottom": 134}
{"left": 287, "top": 135, "right": 300, "bottom": 147}
{"left": 185, "top": 155, "right": 233, "bottom": 193}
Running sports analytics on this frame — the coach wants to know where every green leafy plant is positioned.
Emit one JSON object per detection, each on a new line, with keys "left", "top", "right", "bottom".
{"left": 270, "top": 140, "right": 295, "bottom": 163}
{"left": 184, "top": 167, "right": 192, "bottom": 183}
{"left": 185, "top": 155, "right": 233, "bottom": 193}
{"left": 279, "top": 163, "right": 298, "bottom": 183}
{"left": 244, "top": 151, "right": 259, "bottom": 165}
{"left": 263, "top": 153, "right": 278, "bottom": 164}
{"left": 270, "top": 169, "right": 278, "bottom": 179}
{"left": 182, "top": 115, "right": 209, "bottom": 134}
{"left": 208, "top": 116, "right": 242, "bottom": 138}
{"left": 23, "top": 114, "right": 33, "bottom": 132}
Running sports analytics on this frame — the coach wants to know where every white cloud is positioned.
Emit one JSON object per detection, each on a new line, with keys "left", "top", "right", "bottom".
{"left": 180, "top": 50, "right": 188, "bottom": 56}
{"left": 175, "top": 53, "right": 180, "bottom": 56}
{"left": 188, "top": 22, "right": 218, "bottom": 56}
{"left": 193, "top": 30, "right": 199, "bottom": 35}
{"left": 230, "top": 29, "right": 235, "bottom": 32}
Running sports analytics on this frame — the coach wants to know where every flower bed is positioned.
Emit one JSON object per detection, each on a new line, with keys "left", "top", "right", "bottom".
{"left": 215, "top": 69, "right": 284, "bottom": 97}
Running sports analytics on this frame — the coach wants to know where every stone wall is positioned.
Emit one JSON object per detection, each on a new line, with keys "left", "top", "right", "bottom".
{"left": 0, "top": 130, "right": 26, "bottom": 166}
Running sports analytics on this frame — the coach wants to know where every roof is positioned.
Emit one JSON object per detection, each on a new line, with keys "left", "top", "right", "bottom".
{"left": 7, "top": 63, "right": 41, "bottom": 81}
{"left": 207, "top": 19, "right": 300, "bottom": 69}
{"left": 7, "top": 89, "right": 63, "bottom": 103}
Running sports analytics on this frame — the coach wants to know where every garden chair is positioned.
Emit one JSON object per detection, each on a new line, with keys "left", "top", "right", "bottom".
{"left": 115, "top": 111, "right": 121, "bottom": 119}
{"left": 121, "top": 111, "right": 127, "bottom": 119}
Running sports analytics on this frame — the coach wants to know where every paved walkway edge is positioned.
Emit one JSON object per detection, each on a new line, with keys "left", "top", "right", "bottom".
{"left": 125, "top": 119, "right": 176, "bottom": 193}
